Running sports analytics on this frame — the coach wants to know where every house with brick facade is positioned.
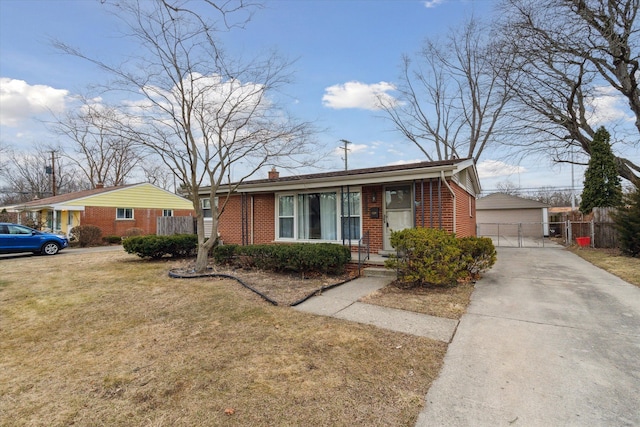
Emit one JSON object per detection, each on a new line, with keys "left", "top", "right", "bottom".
{"left": 203, "top": 158, "right": 480, "bottom": 255}
{"left": 5, "top": 183, "right": 195, "bottom": 237}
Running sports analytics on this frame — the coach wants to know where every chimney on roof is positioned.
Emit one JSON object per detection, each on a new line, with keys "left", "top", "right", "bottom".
{"left": 268, "top": 167, "right": 279, "bottom": 180}
{"left": 95, "top": 182, "right": 104, "bottom": 189}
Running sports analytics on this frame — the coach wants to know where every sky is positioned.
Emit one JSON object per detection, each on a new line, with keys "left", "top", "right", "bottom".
{"left": 0, "top": 0, "right": 637, "bottom": 195}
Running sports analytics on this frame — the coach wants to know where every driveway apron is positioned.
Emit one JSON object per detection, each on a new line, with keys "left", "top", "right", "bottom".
{"left": 416, "top": 246, "right": 640, "bottom": 427}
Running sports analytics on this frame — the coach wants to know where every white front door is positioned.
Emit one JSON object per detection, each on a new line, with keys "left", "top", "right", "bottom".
{"left": 383, "top": 185, "right": 413, "bottom": 251}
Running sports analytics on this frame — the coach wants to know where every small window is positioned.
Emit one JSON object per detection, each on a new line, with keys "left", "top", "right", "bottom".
{"left": 200, "top": 198, "right": 218, "bottom": 218}
{"left": 162, "top": 209, "right": 173, "bottom": 217}
{"left": 116, "top": 208, "right": 134, "bottom": 219}
{"left": 278, "top": 195, "right": 294, "bottom": 238}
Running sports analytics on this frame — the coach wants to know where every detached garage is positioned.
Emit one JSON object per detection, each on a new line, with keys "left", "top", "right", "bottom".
{"left": 476, "top": 193, "right": 550, "bottom": 238}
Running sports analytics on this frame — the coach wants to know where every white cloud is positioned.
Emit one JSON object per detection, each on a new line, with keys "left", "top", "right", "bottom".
{"left": 322, "top": 81, "right": 398, "bottom": 111}
{"left": 589, "top": 86, "right": 634, "bottom": 125}
{"left": 387, "top": 158, "right": 424, "bottom": 166}
{"left": 0, "top": 78, "right": 68, "bottom": 126}
{"left": 477, "top": 159, "right": 526, "bottom": 178}
{"left": 423, "top": 0, "right": 445, "bottom": 8}
{"left": 333, "top": 143, "right": 369, "bottom": 156}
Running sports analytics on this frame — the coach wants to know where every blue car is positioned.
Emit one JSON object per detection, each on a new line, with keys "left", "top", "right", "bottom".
{"left": 0, "top": 223, "right": 69, "bottom": 255}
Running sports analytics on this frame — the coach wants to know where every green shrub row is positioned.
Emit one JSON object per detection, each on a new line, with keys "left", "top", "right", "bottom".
{"left": 122, "top": 234, "right": 198, "bottom": 259}
{"left": 213, "top": 243, "right": 352, "bottom": 275}
{"left": 385, "top": 228, "right": 496, "bottom": 287}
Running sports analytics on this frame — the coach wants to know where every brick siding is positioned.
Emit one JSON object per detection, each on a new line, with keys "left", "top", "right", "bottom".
{"left": 216, "top": 178, "right": 476, "bottom": 252}
{"left": 82, "top": 207, "right": 194, "bottom": 236}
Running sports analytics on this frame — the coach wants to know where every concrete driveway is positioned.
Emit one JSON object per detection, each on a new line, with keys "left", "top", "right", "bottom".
{"left": 416, "top": 246, "right": 640, "bottom": 426}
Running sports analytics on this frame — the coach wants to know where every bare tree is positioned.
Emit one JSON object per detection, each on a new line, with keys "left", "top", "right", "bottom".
{"left": 54, "top": 0, "right": 316, "bottom": 272}
{"left": 50, "top": 99, "right": 142, "bottom": 188}
{"left": 380, "top": 18, "right": 515, "bottom": 163}
{"left": 496, "top": 0, "right": 640, "bottom": 184}
{"left": 0, "top": 147, "right": 85, "bottom": 204}
{"left": 140, "top": 159, "right": 176, "bottom": 191}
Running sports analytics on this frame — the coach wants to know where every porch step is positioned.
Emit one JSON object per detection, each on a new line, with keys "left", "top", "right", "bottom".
{"left": 362, "top": 266, "right": 396, "bottom": 278}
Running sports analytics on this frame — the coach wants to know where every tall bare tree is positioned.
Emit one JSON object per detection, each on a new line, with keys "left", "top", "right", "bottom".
{"left": 380, "top": 18, "right": 515, "bottom": 163}
{"left": 0, "top": 147, "right": 85, "bottom": 204}
{"left": 50, "top": 99, "right": 142, "bottom": 188}
{"left": 496, "top": 0, "right": 640, "bottom": 184}
{"left": 54, "top": 0, "right": 316, "bottom": 272}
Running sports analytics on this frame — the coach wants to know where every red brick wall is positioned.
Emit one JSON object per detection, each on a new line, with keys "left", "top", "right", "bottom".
{"left": 361, "top": 185, "right": 384, "bottom": 253}
{"left": 218, "top": 194, "right": 275, "bottom": 245}
{"left": 218, "top": 196, "right": 242, "bottom": 244}
{"left": 452, "top": 181, "right": 477, "bottom": 237}
{"left": 82, "top": 207, "right": 194, "bottom": 236}
{"left": 253, "top": 194, "right": 275, "bottom": 244}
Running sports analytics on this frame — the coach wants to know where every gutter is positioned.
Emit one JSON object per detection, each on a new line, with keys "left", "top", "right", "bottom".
{"left": 441, "top": 171, "right": 456, "bottom": 233}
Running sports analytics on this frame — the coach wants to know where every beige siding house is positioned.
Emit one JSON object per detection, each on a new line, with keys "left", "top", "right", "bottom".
{"left": 4, "top": 183, "right": 195, "bottom": 237}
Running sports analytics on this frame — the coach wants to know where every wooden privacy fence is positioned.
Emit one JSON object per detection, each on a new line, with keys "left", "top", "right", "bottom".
{"left": 157, "top": 216, "right": 195, "bottom": 236}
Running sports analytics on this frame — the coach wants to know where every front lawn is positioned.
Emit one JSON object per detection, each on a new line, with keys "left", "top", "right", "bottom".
{"left": 0, "top": 251, "right": 446, "bottom": 426}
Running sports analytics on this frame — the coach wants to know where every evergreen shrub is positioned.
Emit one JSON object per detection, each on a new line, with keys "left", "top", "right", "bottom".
{"left": 611, "top": 187, "right": 640, "bottom": 257}
{"left": 123, "top": 234, "right": 198, "bottom": 259}
{"left": 212, "top": 243, "right": 352, "bottom": 275}
{"left": 385, "top": 228, "right": 497, "bottom": 287}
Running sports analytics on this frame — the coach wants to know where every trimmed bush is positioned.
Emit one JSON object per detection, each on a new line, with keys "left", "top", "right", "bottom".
{"left": 385, "top": 228, "right": 464, "bottom": 287}
{"left": 103, "top": 235, "right": 122, "bottom": 244}
{"left": 458, "top": 236, "right": 496, "bottom": 280}
{"left": 70, "top": 225, "right": 103, "bottom": 248}
{"left": 212, "top": 243, "right": 352, "bottom": 275}
{"left": 124, "top": 227, "right": 144, "bottom": 237}
{"left": 123, "top": 234, "right": 198, "bottom": 259}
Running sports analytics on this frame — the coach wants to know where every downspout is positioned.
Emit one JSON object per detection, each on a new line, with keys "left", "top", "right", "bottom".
{"left": 250, "top": 195, "right": 254, "bottom": 245}
{"left": 441, "top": 171, "right": 456, "bottom": 233}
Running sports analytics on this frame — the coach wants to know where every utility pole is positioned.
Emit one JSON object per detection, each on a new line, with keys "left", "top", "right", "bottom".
{"left": 339, "top": 139, "right": 351, "bottom": 171}
{"left": 51, "top": 151, "right": 57, "bottom": 196}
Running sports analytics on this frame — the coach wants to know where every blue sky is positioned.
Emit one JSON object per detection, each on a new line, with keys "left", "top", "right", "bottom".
{"left": 2, "top": 0, "right": 634, "bottom": 194}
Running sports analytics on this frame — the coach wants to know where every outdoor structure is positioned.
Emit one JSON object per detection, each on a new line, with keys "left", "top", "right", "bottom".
{"left": 202, "top": 159, "right": 481, "bottom": 254}
{"left": 476, "top": 193, "right": 550, "bottom": 238}
{"left": 3, "top": 183, "right": 195, "bottom": 237}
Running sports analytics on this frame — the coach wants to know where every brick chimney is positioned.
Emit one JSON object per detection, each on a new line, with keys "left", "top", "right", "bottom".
{"left": 268, "top": 167, "right": 279, "bottom": 180}
{"left": 95, "top": 182, "right": 104, "bottom": 189}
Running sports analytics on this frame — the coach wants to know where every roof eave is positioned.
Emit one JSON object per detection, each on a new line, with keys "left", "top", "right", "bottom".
{"left": 212, "top": 159, "right": 476, "bottom": 194}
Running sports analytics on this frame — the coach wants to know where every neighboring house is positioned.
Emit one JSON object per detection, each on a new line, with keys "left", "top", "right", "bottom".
{"left": 201, "top": 158, "right": 481, "bottom": 254}
{"left": 477, "top": 193, "right": 550, "bottom": 237}
{"left": 4, "top": 183, "right": 195, "bottom": 237}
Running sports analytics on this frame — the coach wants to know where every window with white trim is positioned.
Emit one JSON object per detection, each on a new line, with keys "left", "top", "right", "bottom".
{"left": 341, "top": 192, "right": 361, "bottom": 240}
{"left": 116, "top": 208, "right": 134, "bottom": 219}
{"left": 278, "top": 195, "right": 294, "bottom": 238}
{"left": 162, "top": 209, "right": 173, "bottom": 217}
{"left": 276, "top": 190, "right": 361, "bottom": 241}
{"left": 200, "top": 198, "right": 218, "bottom": 218}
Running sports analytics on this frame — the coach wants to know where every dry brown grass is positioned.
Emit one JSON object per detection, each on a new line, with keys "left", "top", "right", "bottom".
{"left": 359, "top": 281, "right": 475, "bottom": 320}
{"left": 568, "top": 246, "right": 640, "bottom": 287}
{"left": 0, "top": 251, "right": 446, "bottom": 426}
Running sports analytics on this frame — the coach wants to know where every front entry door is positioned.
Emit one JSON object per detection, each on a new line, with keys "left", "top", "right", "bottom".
{"left": 383, "top": 185, "right": 413, "bottom": 251}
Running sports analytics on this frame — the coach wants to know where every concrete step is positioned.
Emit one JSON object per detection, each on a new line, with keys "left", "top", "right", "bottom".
{"left": 363, "top": 266, "right": 396, "bottom": 278}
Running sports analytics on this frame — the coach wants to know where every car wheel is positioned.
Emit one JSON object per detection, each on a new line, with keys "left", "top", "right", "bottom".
{"left": 41, "top": 242, "right": 60, "bottom": 255}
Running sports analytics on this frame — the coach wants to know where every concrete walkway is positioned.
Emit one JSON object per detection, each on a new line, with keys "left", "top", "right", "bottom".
{"left": 293, "top": 276, "right": 459, "bottom": 343}
{"left": 416, "top": 246, "right": 640, "bottom": 426}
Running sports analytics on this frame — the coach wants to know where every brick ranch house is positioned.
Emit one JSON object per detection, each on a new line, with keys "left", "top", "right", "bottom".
{"left": 5, "top": 183, "right": 195, "bottom": 237}
{"left": 201, "top": 158, "right": 481, "bottom": 254}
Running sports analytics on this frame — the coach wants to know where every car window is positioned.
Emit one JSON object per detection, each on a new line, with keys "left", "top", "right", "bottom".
{"left": 8, "top": 225, "right": 33, "bottom": 235}
{"left": 0, "top": 225, "right": 8, "bottom": 234}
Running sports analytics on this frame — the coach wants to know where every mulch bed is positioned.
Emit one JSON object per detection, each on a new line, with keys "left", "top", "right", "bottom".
{"left": 169, "top": 262, "right": 360, "bottom": 306}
